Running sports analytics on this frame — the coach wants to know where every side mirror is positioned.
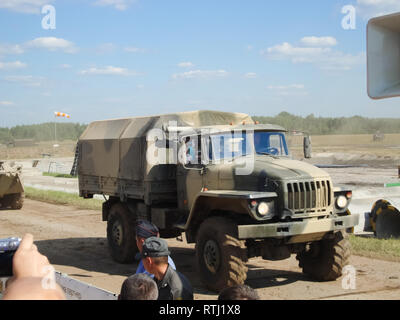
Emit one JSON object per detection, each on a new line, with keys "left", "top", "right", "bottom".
{"left": 303, "top": 136, "right": 312, "bottom": 159}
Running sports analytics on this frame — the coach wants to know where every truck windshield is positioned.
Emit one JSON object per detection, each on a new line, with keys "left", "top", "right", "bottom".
{"left": 209, "top": 131, "right": 289, "bottom": 161}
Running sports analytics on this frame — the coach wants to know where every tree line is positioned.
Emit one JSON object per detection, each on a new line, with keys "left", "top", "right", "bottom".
{"left": 0, "top": 112, "right": 399, "bottom": 144}
{"left": 253, "top": 112, "right": 400, "bottom": 135}
{"left": 0, "top": 123, "right": 87, "bottom": 144}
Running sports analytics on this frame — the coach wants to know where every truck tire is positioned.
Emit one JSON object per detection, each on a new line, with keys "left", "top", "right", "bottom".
{"left": 195, "top": 217, "right": 248, "bottom": 292}
{"left": 10, "top": 193, "right": 24, "bottom": 210}
{"left": 1, "top": 193, "right": 23, "bottom": 210}
{"left": 107, "top": 203, "right": 138, "bottom": 263}
{"left": 296, "top": 230, "right": 350, "bottom": 281}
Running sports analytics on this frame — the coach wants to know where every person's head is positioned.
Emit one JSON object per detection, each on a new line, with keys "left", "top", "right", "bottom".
{"left": 218, "top": 284, "right": 260, "bottom": 300}
{"left": 118, "top": 273, "right": 158, "bottom": 300}
{"left": 141, "top": 237, "right": 170, "bottom": 276}
{"left": 135, "top": 220, "right": 159, "bottom": 253}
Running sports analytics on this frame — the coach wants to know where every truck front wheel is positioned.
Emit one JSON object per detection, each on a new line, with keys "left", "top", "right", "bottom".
{"left": 296, "top": 230, "right": 351, "bottom": 281}
{"left": 107, "top": 203, "right": 137, "bottom": 263}
{"left": 195, "top": 217, "right": 248, "bottom": 292}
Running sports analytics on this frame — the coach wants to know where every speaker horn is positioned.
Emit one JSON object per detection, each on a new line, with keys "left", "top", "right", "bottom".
{"left": 367, "top": 12, "right": 400, "bottom": 99}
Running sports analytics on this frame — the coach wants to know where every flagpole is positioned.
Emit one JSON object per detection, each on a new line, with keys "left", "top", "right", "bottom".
{"left": 54, "top": 113, "right": 57, "bottom": 144}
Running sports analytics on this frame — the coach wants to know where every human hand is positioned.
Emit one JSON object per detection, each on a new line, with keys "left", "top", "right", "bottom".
{"left": 12, "top": 233, "right": 50, "bottom": 279}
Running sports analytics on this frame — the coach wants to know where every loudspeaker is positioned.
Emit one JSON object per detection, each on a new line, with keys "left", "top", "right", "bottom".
{"left": 367, "top": 12, "right": 400, "bottom": 99}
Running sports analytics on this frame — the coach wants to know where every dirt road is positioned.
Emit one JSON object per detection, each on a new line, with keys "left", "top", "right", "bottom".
{"left": 1, "top": 199, "right": 400, "bottom": 300}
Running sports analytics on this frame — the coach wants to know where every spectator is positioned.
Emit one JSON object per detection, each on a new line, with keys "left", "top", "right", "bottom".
{"left": 141, "top": 237, "right": 193, "bottom": 300}
{"left": 218, "top": 284, "right": 260, "bottom": 300}
{"left": 118, "top": 273, "right": 158, "bottom": 300}
{"left": 135, "top": 220, "right": 176, "bottom": 277}
{"left": 2, "top": 233, "right": 65, "bottom": 300}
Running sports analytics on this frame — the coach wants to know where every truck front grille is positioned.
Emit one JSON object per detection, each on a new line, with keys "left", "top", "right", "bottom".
{"left": 287, "top": 180, "right": 332, "bottom": 213}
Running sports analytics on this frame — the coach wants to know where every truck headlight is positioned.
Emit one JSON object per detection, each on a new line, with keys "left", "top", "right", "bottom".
{"left": 336, "top": 195, "right": 348, "bottom": 209}
{"left": 257, "top": 201, "right": 273, "bottom": 216}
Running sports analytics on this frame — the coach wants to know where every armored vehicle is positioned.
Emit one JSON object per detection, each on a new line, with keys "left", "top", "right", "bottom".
{"left": 76, "top": 110, "right": 359, "bottom": 291}
{"left": 0, "top": 161, "right": 24, "bottom": 210}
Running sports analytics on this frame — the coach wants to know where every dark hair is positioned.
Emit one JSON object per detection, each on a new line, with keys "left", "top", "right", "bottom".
{"left": 218, "top": 284, "right": 260, "bottom": 300}
{"left": 151, "top": 255, "right": 169, "bottom": 265}
{"left": 119, "top": 274, "right": 158, "bottom": 300}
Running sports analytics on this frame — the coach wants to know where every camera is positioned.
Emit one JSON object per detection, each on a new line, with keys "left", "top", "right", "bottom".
{"left": 0, "top": 238, "right": 21, "bottom": 278}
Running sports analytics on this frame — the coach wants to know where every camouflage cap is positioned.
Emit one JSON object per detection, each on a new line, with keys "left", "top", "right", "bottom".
{"left": 141, "top": 237, "right": 170, "bottom": 258}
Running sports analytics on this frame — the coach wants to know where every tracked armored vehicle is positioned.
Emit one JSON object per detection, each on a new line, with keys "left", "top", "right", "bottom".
{"left": 0, "top": 161, "right": 24, "bottom": 210}
{"left": 76, "top": 110, "right": 359, "bottom": 292}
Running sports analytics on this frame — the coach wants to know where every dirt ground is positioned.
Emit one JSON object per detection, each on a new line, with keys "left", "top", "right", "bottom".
{"left": 2, "top": 134, "right": 400, "bottom": 300}
{"left": 1, "top": 199, "right": 400, "bottom": 300}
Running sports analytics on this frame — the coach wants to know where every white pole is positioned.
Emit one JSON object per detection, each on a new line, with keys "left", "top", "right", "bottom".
{"left": 54, "top": 114, "right": 57, "bottom": 144}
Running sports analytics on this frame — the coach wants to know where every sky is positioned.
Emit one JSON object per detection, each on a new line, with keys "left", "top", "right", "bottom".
{"left": 0, "top": 0, "right": 400, "bottom": 127}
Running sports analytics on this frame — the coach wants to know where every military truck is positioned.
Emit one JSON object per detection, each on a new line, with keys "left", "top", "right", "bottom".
{"left": 0, "top": 161, "right": 24, "bottom": 210}
{"left": 76, "top": 110, "right": 359, "bottom": 292}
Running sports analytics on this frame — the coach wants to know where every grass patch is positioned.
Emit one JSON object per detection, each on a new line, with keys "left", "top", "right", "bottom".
{"left": 42, "top": 172, "right": 77, "bottom": 179}
{"left": 24, "top": 186, "right": 103, "bottom": 211}
{"left": 349, "top": 234, "right": 400, "bottom": 262}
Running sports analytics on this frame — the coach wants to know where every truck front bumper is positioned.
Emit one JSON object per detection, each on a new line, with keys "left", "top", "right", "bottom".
{"left": 238, "top": 214, "right": 359, "bottom": 239}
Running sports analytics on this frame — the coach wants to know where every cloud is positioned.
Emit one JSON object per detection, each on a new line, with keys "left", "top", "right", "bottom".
{"left": 267, "top": 84, "right": 308, "bottom": 96}
{"left": 267, "top": 84, "right": 305, "bottom": 90}
{"left": 0, "top": 44, "right": 24, "bottom": 56}
{"left": 59, "top": 64, "right": 72, "bottom": 69}
{"left": 244, "top": 72, "right": 257, "bottom": 79}
{"left": 4, "top": 75, "right": 44, "bottom": 87}
{"left": 95, "top": 43, "right": 117, "bottom": 54}
{"left": 0, "top": 101, "right": 14, "bottom": 106}
{"left": 124, "top": 47, "right": 146, "bottom": 53}
{"left": 262, "top": 38, "right": 364, "bottom": 71}
{"left": 25, "top": 37, "right": 78, "bottom": 54}
{"left": 177, "top": 62, "right": 195, "bottom": 68}
{"left": 0, "top": 0, "right": 54, "bottom": 14}
{"left": 264, "top": 42, "right": 332, "bottom": 63}
{"left": 300, "top": 36, "right": 338, "bottom": 47}
{"left": 356, "top": 0, "right": 400, "bottom": 19}
{"left": 93, "top": 0, "right": 135, "bottom": 11}
{"left": 80, "top": 66, "right": 139, "bottom": 76}
{"left": 172, "top": 69, "right": 228, "bottom": 79}
{"left": 0, "top": 61, "right": 27, "bottom": 69}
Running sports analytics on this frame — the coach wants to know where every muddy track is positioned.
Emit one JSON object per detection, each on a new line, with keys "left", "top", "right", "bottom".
{"left": 1, "top": 199, "right": 400, "bottom": 300}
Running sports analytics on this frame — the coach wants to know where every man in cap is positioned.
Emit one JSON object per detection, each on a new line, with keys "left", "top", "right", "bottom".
{"left": 135, "top": 220, "right": 176, "bottom": 277}
{"left": 141, "top": 236, "right": 193, "bottom": 300}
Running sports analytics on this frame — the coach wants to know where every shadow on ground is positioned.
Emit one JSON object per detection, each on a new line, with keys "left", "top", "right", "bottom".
{"left": 35, "top": 237, "right": 308, "bottom": 296}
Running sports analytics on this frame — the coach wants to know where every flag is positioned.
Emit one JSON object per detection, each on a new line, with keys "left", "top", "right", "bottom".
{"left": 54, "top": 111, "right": 70, "bottom": 118}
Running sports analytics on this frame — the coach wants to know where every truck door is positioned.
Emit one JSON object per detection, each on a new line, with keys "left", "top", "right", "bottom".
{"left": 176, "top": 134, "right": 205, "bottom": 213}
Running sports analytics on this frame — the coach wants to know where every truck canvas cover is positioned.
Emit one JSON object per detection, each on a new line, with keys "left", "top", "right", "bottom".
{"left": 78, "top": 110, "right": 253, "bottom": 202}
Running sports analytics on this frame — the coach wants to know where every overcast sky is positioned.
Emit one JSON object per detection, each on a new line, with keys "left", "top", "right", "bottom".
{"left": 0, "top": 0, "right": 400, "bottom": 127}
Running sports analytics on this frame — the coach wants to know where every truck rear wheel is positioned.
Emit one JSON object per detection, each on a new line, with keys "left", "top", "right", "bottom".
{"left": 107, "top": 203, "right": 138, "bottom": 263}
{"left": 296, "top": 230, "right": 350, "bottom": 281}
{"left": 1, "top": 193, "right": 24, "bottom": 210}
{"left": 195, "top": 217, "right": 248, "bottom": 292}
